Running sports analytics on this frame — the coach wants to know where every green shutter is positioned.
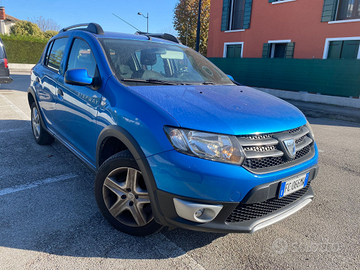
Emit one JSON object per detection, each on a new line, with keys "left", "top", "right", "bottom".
{"left": 262, "top": 43, "right": 271, "bottom": 58}
{"left": 341, "top": 40, "right": 360, "bottom": 59}
{"left": 328, "top": 41, "right": 342, "bottom": 59}
{"left": 268, "top": 0, "right": 277, "bottom": 2}
{"left": 285, "top": 42, "right": 295, "bottom": 58}
{"left": 321, "top": 0, "right": 338, "bottom": 22}
{"left": 243, "top": 0, "right": 253, "bottom": 29}
{"left": 227, "top": 45, "right": 235, "bottom": 58}
{"left": 234, "top": 44, "right": 242, "bottom": 58}
{"left": 221, "top": 0, "right": 231, "bottom": 31}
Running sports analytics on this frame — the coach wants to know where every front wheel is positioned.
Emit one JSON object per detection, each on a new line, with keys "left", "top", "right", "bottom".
{"left": 94, "top": 150, "right": 163, "bottom": 236}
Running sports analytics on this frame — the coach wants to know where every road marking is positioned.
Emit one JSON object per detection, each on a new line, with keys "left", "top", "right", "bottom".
{"left": 0, "top": 173, "right": 78, "bottom": 196}
{"left": 0, "top": 93, "right": 30, "bottom": 121}
{"left": 0, "top": 90, "right": 13, "bottom": 94}
{"left": 146, "top": 233, "right": 206, "bottom": 270}
{"left": 0, "top": 128, "right": 28, "bottom": 134}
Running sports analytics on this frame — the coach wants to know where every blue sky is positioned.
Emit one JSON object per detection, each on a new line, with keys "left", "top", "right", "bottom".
{"left": 2, "top": 0, "right": 179, "bottom": 34}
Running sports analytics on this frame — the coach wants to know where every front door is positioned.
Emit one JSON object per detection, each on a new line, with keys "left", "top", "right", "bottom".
{"left": 55, "top": 38, "right": 102, "bottom": 165}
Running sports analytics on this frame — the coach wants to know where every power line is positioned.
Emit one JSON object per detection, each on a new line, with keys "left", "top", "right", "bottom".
{"left": 112, "top": 13, "right": 141, "bottom": 32}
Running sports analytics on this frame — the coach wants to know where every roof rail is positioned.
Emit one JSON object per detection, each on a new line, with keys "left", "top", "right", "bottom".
{"left": 59, "top": 23, "right": 104, "bottom": 35}
{"left": 135, "top": 32, "right": 181, "bottom": 44}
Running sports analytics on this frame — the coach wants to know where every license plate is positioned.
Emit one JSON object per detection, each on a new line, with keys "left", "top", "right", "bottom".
{"left": 279, "top": 172, "right": 310, "bottom": 198}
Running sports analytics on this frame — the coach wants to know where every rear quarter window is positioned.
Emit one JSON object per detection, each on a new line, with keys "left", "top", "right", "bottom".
{"left": 45, "top": 38, "right": 69, "bottom": 72}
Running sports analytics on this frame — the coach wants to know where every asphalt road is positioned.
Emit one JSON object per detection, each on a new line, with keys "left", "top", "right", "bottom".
{"left": 0, "top": 74, "right": 359, "bottom": 270}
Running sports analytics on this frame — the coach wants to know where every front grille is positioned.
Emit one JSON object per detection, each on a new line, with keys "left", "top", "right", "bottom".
{"left": 238, "top": 125, "right": 314, "bottom": 173}
{"left": 243, "top": 145, "right": 311, "bottom": 170}
{"left": 295, "top": 135, "right": 305, "bottom": 144}
{"left": 243, "top": 134, "right": 273, "bottom": 140}
{"left": 243, "top": 145, "right": 276, "bottom": 152}
{"left": 226, "top": 183, "right": 310, "bottom": 223}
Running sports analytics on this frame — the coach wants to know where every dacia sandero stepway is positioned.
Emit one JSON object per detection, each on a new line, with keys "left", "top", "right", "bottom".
{"left": 28, "top": 23, "right": 318, "bottom": 236}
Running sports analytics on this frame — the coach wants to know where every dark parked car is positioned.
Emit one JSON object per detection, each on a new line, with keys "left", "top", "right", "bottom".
{"left": 0, "top": 37, "right": 13, "bottom": 85}
{"left": 28, "top": 23, "right": 318, "bottom": 236}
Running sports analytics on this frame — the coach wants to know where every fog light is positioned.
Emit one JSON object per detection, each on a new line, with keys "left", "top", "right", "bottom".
{"left": 173, "top": 198, "right": 223, "bottom": 223}
{"left": 194, "top": 208, "right": 205, "bottom": 218}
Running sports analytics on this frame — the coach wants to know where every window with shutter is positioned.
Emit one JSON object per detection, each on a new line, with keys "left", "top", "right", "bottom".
{"left": 221, "top": 0, "right": 253, "bottom": 31}
{"left": 263, "top": 41, "right": 295, "bottom": 58}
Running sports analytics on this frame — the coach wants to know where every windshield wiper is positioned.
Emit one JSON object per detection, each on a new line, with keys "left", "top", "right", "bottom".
{"left": 121, "top": 78, "right": 180, "bottom": 85}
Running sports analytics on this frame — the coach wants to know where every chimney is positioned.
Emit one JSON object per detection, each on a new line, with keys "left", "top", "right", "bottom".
{"left": 0, "top": 7, "right": 5, "bottom": 21}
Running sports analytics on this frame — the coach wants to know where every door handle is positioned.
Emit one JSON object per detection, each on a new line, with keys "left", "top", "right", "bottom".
{"left": 36, "top": 77, "right": 40, "bottom": 83}
{"left": 58, "top": 89, "right": 64, "bottom": 96}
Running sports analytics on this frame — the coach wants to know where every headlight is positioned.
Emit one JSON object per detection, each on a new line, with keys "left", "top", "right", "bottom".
{"left": 306, "top": 121, "right": 315, "bottom": 140}
{"left": 164, "top": 127, "right": 245, "bottom": 165}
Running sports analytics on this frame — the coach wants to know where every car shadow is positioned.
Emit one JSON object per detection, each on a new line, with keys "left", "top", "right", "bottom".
{"left": 0, "top": 119, "right": 226, "bottom": 260}
{"left": 0, "top": 74, "right": 30, "bottom": 92}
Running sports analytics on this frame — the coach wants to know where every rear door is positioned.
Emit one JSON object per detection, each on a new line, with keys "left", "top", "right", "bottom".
{"left": 55, "top": 37, "right": 102, "bottom": 165}
{"left": 37, "top": 38, "right": 69, "bottom": 127}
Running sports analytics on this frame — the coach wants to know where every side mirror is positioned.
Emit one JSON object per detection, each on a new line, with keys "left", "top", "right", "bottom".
{"left": 65, "top": 69, "right": 93, "bottom": 86}
{"left": 226, "top": 74, "right": 234, "bottom": 81}
{"left": 226, "top": 74, "right": 242, "bottom": 85}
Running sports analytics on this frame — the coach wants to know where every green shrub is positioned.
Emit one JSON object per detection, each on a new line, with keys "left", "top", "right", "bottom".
{"left": 44, "top": 30, "right": 58, "bottom": 39}
{"left": 10, "top": 21, "right": 44, "bottom": 38}
{"left": 1, "top": 35, "right": 49, "bottom": 64}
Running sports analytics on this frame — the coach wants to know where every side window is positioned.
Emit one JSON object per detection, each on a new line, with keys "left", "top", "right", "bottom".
{"left": 67, "top": 38, "right": 97, "bottom": 78}
{"left": 44, "top": 41, "right": 54, "bottom": 66}
{"left": 46, "top": 38, "right": 69, "bottom": 72}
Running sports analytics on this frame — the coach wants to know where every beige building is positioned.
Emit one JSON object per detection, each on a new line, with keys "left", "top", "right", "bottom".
{"left": 0, "top": 7, "right": 19, "bottom": 35}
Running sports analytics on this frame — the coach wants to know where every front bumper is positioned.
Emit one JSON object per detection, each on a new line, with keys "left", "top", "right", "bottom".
{"left": 153, "top": 165, "right": 318, "bottom": 233}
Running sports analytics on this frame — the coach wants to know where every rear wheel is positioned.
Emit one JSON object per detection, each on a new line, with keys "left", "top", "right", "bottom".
{"left": 30, "top": 102, "right": 54, "bottom": 145}
{"left": 95, "top": 150, "right": 163, "bottom": 236}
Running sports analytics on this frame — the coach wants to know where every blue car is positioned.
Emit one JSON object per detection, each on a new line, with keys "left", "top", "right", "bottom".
{"left": 28, "top": 23, "right": 318, "bottom": 236}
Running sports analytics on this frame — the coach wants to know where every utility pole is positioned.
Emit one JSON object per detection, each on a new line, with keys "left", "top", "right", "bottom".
{"left": 195, "top": 0, "right": 202, "bottom": 52}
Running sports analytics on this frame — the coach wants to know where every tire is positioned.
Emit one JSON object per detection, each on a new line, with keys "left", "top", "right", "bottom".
{"left": 30, "top": 102, "right": 55, "bottom": 145}
{"left": 95, "top": 150, "right": 163, "bottom": 236}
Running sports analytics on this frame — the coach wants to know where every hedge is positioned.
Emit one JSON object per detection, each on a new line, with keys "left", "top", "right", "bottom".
{"left": 1, "top": 35, "right": 49, "bottom": 64}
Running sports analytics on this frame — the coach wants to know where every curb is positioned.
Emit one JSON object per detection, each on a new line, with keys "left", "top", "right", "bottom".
{"left": 257, "top": 87, "right": 360, "bottom": 109}
{"left": 284, "top": 100, "right": 360, "bottom": 123}
{"left": 8, "top": 63, "right": 34, "bottom": 73}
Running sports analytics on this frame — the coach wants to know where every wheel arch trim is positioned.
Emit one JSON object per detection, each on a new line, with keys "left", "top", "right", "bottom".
{"left": 27, "top": 87, "right": 49, "bottom": 132}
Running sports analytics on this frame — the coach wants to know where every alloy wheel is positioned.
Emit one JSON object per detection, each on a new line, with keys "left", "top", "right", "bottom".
{"left": 31, "top": 107, "right": 41, "bottom": 140}
{"left": 102, "top": 167, "right": 153, "bottom": 227}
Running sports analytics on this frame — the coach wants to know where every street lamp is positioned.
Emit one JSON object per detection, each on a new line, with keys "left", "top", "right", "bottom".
{"left": 137, "top": 12, "right": 149, "bottom": 33}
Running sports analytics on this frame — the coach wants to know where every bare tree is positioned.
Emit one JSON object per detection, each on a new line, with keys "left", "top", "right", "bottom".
{"left": 29, "top": 16, "right": 61, "bottom": 32}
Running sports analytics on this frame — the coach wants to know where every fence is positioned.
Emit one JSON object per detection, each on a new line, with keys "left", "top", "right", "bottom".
{"left": 208, "top": 58, "right": 360, "bottom": 98}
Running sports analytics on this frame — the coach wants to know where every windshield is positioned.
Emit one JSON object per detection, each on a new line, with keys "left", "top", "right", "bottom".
{"left": 99, "top": 38, "right": 234, "bottom": 86}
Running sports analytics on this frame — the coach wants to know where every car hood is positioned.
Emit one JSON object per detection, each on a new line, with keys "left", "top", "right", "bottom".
{"left": 128, "top": 84, "right": 307, "bottom": 135}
